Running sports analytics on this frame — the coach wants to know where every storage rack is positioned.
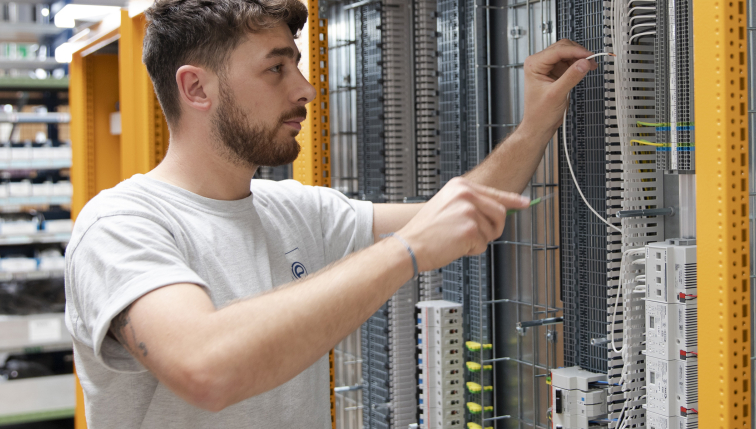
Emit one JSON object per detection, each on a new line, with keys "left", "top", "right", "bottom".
{"left": 0, "top": 2, "right": 75, "bottom": 425}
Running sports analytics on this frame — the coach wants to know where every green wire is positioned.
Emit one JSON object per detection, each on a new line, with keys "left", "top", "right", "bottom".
{"left": 507, "top": 194, "right": 553, "bottom": 214}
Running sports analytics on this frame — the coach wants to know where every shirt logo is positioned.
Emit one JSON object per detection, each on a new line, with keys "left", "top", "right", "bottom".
{"left": 291, "top": 261, "right": 308, "bottom": 279}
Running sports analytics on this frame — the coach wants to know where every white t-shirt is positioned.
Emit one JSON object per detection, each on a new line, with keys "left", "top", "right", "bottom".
{"left": 64, "top": 174, "right": 374, "bottom": 428}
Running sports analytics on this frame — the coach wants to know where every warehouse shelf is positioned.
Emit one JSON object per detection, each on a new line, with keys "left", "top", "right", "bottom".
{"left": 0, "top": 374, "right": 75, "bottom": 425}
{"left": 0, "top": 58, "right": 62, "bottom": 70}
{"left": 0, "top": 77, "right": 69, "bottom": 91}
{"left": 0, "top": 313, "right": 70, "bottom": 355}
{"left": 0, "top": 159, "right": 72, "bottom": 170}
{"left": 0, "top": 112, "right": 71, "bottom": 124}
{"left": 0, "top": 23, "right": 63, "bottom": 43}
{"left": 0, "top": 197, "right": 71, "bottom": 213}
{"left": 0, "top": 232, "right": 70, "bottom": 246}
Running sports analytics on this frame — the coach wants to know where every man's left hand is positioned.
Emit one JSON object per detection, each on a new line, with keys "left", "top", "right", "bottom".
{"left": 521, "top": 39, "right": 599, "bottom": 137}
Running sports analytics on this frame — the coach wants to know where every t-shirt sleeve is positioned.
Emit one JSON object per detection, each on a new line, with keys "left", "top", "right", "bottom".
{"left": 316, "top": 186, "right": 374, "bottom": 264}
{"left": 67, "top": 214, "right": 208, "bottom": 373}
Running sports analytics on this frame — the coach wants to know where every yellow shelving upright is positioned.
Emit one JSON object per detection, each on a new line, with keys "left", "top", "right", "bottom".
{"left": 293, "top": 1, "right": 335, "bottom": 427}
{"left": 294, "top": 3, "right": 331, "bottom": 188}
{"left": 694, "top": 1, "right": 752, "bottom": 427}
{"left": 118, "top": 10, "right": 170, "bottom": 178}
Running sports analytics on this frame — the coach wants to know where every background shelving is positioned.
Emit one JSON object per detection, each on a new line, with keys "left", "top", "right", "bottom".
{"left": 0, "top": 3, "right": 75, "bottom": 426}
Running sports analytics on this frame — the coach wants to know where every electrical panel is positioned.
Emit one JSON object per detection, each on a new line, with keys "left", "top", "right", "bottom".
{"left": 324, "top": 0, "right": 737, "bottom": 427}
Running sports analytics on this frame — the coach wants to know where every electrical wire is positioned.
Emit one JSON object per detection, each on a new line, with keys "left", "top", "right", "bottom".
{"left": 561, "top": 53, "right": 621, "bottom": 234}
{"left": 630, "top": 139, "right": 664, "bottom": 147}
{"left": 629, "top": 30, "right": 656, "bottom": 43}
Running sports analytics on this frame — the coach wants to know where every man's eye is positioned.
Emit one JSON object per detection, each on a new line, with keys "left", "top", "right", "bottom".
{"left": 270, "top": 65, "right": 282, "bottom": 73}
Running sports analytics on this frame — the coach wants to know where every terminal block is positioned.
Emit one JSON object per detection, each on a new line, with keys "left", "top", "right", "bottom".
{"left": 646, "top": 356, "right": 698, "bottom": 417}
{"left": 645, "top": 239, "right": 697, "bottom": 304}
{"left": 645, "top": 299, "right": 698, "bottom": 360}
{"left": 416, "top": 301, "right": 464, "bottom": 429}
{"left": 550, "top": 367, "right": 608, "bottom": 429}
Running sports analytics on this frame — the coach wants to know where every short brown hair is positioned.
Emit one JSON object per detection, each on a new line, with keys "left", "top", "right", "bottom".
{"left": 143, "top": 0, "right": 308, "bottom": 127}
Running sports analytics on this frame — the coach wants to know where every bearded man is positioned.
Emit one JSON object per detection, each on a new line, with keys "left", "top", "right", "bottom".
{"left": 65, "top": 0, "right": 598, "bottom": 426}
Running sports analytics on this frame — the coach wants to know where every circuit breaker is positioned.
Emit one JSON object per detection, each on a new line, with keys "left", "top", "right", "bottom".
{"left": 645, "top": 240, "right": 697, "bottom": 304}
{"left": 645, "top": 357, "right": 698, "bottom": 417}
{"left": 646, "top": 410, "right": 699, "bottom": 429}
{"left": 550, "top": 367, "right": 608, "bottom": 429}
{"left": 416, "top": 301, "right": 464, "bottom": 429}
{"left": 645, "top": 300, "right": 697, "bottom": 360}
{"left": 645, "top": 240, "right": 698, "bottom": 420}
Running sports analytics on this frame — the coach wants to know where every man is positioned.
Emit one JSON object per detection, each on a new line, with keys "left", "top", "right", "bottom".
{"left": 65, "top": 0, "right": 598, "bottom": 427}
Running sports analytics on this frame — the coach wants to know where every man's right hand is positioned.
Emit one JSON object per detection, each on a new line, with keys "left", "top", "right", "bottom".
{"left": 397, "top": 177, "right": 530, "bottom": 271}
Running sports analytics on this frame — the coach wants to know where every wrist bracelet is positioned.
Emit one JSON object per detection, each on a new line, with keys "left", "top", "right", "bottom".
{"left": 381, "top": 233, "right": 419, "bottom": 280}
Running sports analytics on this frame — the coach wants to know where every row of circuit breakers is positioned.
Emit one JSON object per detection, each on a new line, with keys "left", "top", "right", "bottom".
{"left": 319, "top": 0, "right": 703, "bottom": 426}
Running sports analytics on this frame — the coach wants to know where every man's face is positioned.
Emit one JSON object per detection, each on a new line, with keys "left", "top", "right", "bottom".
{"left": 210, "top": 23, "right": 315, "bottom": 168}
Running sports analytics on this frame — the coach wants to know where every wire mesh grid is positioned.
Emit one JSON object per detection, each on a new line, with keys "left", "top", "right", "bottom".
{"left": 328, "top": 4, "right": 365, "bottom": 428}
{"left": 329, "top": 0, "right": 360, "bottom": 198}
{"left": 474, "top": 1, "right": 562, "bottom": 428}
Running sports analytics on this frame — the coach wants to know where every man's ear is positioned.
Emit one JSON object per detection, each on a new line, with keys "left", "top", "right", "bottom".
{"left": 175, "top": 65, "right": 215, "bottom": 113}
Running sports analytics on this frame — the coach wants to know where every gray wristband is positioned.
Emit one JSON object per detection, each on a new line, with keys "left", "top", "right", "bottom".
{"left": 381, "top": 233, "right": 419, "bottom": 280}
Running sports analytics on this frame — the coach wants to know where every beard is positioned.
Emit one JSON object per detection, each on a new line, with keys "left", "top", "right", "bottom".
{"left": 210, "top": 80, "right": 305, "bottom": 168}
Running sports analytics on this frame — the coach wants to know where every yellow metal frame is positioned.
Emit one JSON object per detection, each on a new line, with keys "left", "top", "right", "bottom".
{"left": 69, "top": 36, "right": 122, "bottom": 220}
{"left": 294, "top": 9, "right": 331, "bottom": 187}
{"left": 119, "top": 10, "right": 170, "bottom": 178}
{"left": 293, "top": 3, "right": 335, "bottom": 427}
{"left": 694, "top": 1, "right": 751, "bottom": 427}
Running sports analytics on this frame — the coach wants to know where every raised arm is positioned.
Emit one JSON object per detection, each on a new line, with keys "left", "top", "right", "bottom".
{"left": 464, "top": 39, "right": 596, "bottom": 192}
{"left": 373, "top": 39, "right": 597, "bottom": 240}
{"left": 110, "top": 178, "right": 530, "bottom": 412}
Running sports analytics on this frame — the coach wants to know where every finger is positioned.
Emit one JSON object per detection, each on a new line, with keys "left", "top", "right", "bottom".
{"left": 466, "top": 192, "right": 506, "bottom": 241}
{"left": 473, "top": 209, "right": 497, "bottom": 251}
{"left": 466, "top": 182, "right": 531, "bottom": 210}
{"left": 549, "top": 59, "right": 593, "bottom": 100}
{"left": 527, "top": 42, "right": 594, "bottom": 75}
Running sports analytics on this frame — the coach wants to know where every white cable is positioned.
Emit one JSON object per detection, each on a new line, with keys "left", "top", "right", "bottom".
{"left": 561, "top": 53, "right": 621, "bottom": 236}
{"left": 629, "top": 30, "right": 656, "bottom": 43}
{"left": 629, "top": 22, "right": 655, "bottom": 34}
{"left": 609, "top": 248, "right": 644, "bottom": 354}
{"left": 629, "top": 14, "right": 656, "bottom": 25}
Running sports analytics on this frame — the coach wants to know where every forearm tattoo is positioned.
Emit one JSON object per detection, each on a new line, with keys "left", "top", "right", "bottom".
{"left": 111, "top": 304, "right": 149, "bottom": 357}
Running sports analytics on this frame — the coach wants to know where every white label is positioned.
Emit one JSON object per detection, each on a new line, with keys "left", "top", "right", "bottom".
{"left": 29, "top": 318, "right": 61, "bottom": 343}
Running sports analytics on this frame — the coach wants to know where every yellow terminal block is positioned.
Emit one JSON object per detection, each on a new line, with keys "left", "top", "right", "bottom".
{"left": 465, "top": 341, "right": 493, "bottom": 352}
{"left": 466, "top": 402, "right": 482, "bottom": 414}
{"left": 465, "top": 362, "right": 492, "bottom": 372}
{"left": 466, "top": 382, "right": 482, "bottom": 393}
{"left": 466, "top": 422, "right": 492, "bottom": 429}
{"left": 466, "top": 382, "right": 493, "bottom": 393}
